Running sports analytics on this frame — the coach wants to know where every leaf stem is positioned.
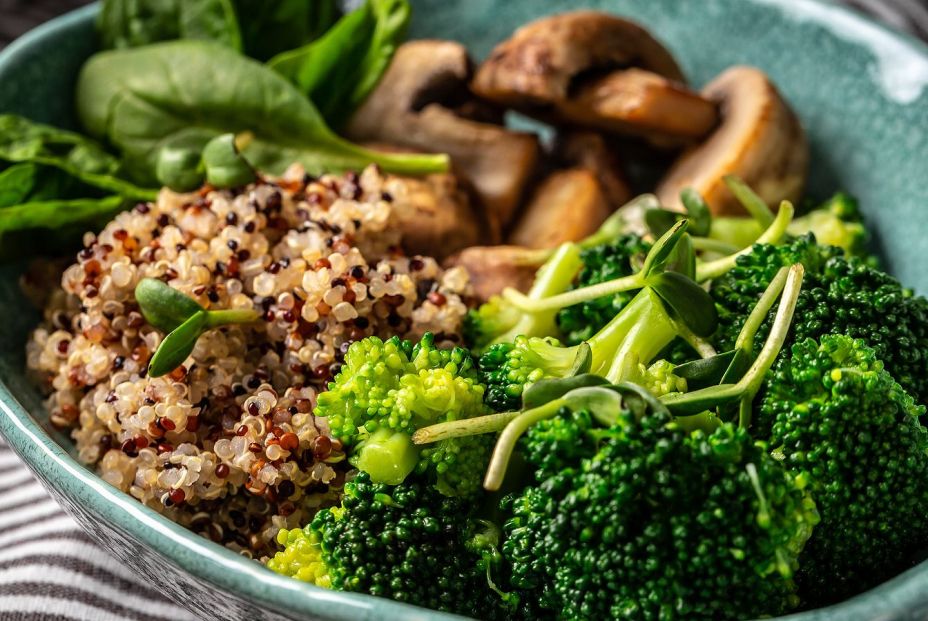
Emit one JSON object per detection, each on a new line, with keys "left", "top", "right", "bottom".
{"left": 205, "top": 308, "right": 262, "bottom": 327}
{"left": 696, "top": 201, "right": 794, "bottom": 282}
{"left": 734, "top": 266, "right": 789, "bottom": 353}
{"left": 723, "top": 175, "right": 775, "bottom": 227}
{"left": 484, "top": 399, "right": 565, "bottom": 491}
{"left": 411, "top": 411, "right": 522, "bottom": 445}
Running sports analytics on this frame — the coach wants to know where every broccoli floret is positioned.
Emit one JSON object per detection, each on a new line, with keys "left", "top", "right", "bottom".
{"left": 555, "top": 234, "right": 651, "bottom": 345}
{"left": 517, "top": 407, "right": 602, "bottom": 481}
{"left": 314, "top": 333, "right": 491, "bottom": 495}
{"left": 707, "top": 192, "right": 871, "bottom": 261}
{"left": 268, "top": 473, "right": 506, "bottom": 619}
{"left": 479, "top": 285, "right": 698, "bottom": 412}
{"left": 711, "top": 234, "right": 928, "bottom": 403}
{"left": 757, "top": 335, "right": 928, "bottom": 605}
{"left": 501, "top": 410, "right": 819, "bottom": 620}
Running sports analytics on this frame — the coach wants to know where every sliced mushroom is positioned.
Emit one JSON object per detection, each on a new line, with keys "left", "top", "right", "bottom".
{"left": 444, "top": 245, "right": 540, "bottom": 301}
{"left": 471, "top": 12, "right": 717, "bottom": 146}
{"left": 382, "top": 172, "right": 481, "bottom": 260}
{"left": 655, "top": 66, "right": 809, "bottom": 215}
{"left": 558, "top": 69, "right": 719, "bottom": 146}
{"left": 554, "top": 130, "right": 632, "bottom": 209}
{"left": 508, "top": 169, "right": 611, "bottom": 249}
{"left": 345, "top": 40, "right": 540, "bottom": 238}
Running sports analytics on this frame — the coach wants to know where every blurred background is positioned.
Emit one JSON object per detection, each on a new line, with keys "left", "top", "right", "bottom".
{"left": 2, "top": 0, "right": 928, "bottom": 48}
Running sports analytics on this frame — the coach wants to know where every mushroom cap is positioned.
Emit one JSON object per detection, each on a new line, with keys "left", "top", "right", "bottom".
{"left": 656, "top": 66, "right": 809, "bottom": 215}
{"left": 345, "top": 40, "right": 540, "bottom": 236}
{"left": 472, "top": 11, "right": 684, "bottom": 106}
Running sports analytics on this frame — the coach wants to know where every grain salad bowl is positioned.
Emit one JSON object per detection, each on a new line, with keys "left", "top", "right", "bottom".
{"left": 1, "top": 1, "right": 928, "bottom": 620}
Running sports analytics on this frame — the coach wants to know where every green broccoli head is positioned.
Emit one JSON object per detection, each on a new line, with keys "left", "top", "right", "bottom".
{"left": 315, "top": 333, "right": 490, "bottom": 495}
{"left": 788, "top": 192, "right": 871, "bottom": 260}
{"left": 556, "top": 234, "right": 651, "bottom": 345}
{"left": 268, "top": 472, "right": 506, "bottom": 619}
{"left": 478, "top": 336, "right": 579, "bottom": 412}
{"left": 711, "top": 234, "right": 928, "bottom": 403}
{"left": 758, "top": 335, "right": 928, "bottom": 605}
{"left": 501, "top": 410, "right": 818, "bottom": 620}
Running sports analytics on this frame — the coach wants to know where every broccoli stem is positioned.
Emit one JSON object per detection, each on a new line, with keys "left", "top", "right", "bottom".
{"left": 354, "top": 428, "right": 421, "bottom": 485}
{"left": 696, "top": 202, "right": 794, "bottom": 282}
{"left": 660, "top": 264, "right": 805, "bottom": 423}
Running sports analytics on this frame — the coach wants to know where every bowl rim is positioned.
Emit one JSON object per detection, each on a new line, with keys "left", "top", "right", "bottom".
{"left": 1, "top": 1, "right": 927, "bottom": 620}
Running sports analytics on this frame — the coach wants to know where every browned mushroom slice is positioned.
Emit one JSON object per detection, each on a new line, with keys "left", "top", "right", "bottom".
{"left": 471, "top": 12, "right": 715, "bottom": 146}
{"left": 558, "top": 69, "right": 719, "bottom": 146}
{"left": 507, "top": 169, "right": 611, "bottom": 249}
{"left": 345, "top": 40, "right": 540, "bottom": 237}
{"left": 472, "top": 11, "right": 684, "bottom": 106}
{"left": 383, "top": 172, "right": 481, "bottom": 261}
{"left": 656, "top": 66, "right": 809, "bottom": 216}
{"left": 444, "top": 245, "right": 540, "bottom": 302}
{"left": 554, "top": 130, "right": 632, "bottom": 209}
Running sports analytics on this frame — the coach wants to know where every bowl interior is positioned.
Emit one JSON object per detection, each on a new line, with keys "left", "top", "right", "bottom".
{"left": 1, "top": 1, "right": 928, "bottom": 620}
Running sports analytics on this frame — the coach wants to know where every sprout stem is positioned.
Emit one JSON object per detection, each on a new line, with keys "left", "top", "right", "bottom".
{"left": 691, "top": 237, "right": 740, "bottom": 255}
{"left": 734, "top": 266, "right": 789, "bottom": 353}
{"left": 659, "top": 263, "right": 804, "bottom": 419}
{"left": 484, "top": 399, "right": 565, "bottom": 491}
{"left": 696, "top": 201, "right": 794, "bottom": 282}
{"left": 411, "top": 411, "right": 522, "bottom": 445}
{"left": 206, "top": 308, "right": 262, "bottom": 327}
{"left": 723, "top": 175, "right": 775, "bottom": 227}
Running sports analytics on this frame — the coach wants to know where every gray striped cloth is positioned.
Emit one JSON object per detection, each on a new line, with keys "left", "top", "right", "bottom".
{"left": 0, "top": 1, "right": 926, "bottom": 620}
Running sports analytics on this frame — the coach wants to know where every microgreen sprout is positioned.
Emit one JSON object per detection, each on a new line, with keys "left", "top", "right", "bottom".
{"left": 135, "top": 277, "right": 260, "bottom": 377}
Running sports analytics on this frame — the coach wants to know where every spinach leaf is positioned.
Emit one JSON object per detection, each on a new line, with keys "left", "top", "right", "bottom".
{"left": 0, "top": 163, "right": 39, "bottom": 208}
{"left": 0, "top": 115, "right": 157, "bottom": 200}
{"left": 269, "top": 0, "right": 409, "bottom": 128}
{"left": 234, "top": 0, "right": 340, "bottom": 62}
{"left": 99, "top": 0, "right": 241, "bottom": 51}
{"left": 76, "top": 41, "right": 448, "bottom": 184}
{"left": 0, "top": 196, "right": 126, "bottom": 232}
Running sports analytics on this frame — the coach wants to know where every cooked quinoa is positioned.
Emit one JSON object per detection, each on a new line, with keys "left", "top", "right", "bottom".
{"left": 25, "top": 164, "right": 471, "bottom": 558}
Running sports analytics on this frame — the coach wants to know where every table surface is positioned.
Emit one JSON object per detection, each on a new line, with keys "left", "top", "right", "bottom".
{"left": 0, "top": 1, "right": 926, "bottom": 621}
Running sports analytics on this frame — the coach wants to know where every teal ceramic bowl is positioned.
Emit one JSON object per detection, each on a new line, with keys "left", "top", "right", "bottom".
{"left": 1, "top": 1, "right": 927, "bottom": 620}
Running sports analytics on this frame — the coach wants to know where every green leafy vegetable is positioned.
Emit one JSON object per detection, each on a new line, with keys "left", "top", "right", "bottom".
{"left": 235, "top": 0, "right": 341, "bottom": 62}
{"left": 76, "top": 41, "right": 449, "bottom": 186}
{"left": 0, "top": 114, "right": 155, "bottom": 200}
{"left": 135, "top": 278, "right": 259, "bottom": 377}
{"left": 148, "top": 311, "right": 210, "bottom": 378}
{"left": 269, "top": 0, "right": 410, "bottom": 128}
{"left": 134, "top": 277, "right": 204, "bottom": 332}
{"left": 201, "top": 133, "right": 255, "bottom": 188}
{"left": 0, "top": 196, "right": 125, "bottom": 233}
{"left": 155, "top": 141, "right": 205, "bottom": 192}
{"left": 0, "top": 163, "right": 40, "bottom": 208}
{"left": 98, "top": 0, "right": 242, "bottom": 51}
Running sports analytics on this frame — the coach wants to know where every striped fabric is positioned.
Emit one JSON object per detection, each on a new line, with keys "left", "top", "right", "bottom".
{"left": 0, "top": 441, "right": 196, "bottom": 621}
{"left": 0, "top": 0, "right": 925, "bottom": 619}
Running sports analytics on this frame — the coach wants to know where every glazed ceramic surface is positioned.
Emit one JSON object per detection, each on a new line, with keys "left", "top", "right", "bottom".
{"left": 0, "top": 1, "right": 926, "bottom": 620}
